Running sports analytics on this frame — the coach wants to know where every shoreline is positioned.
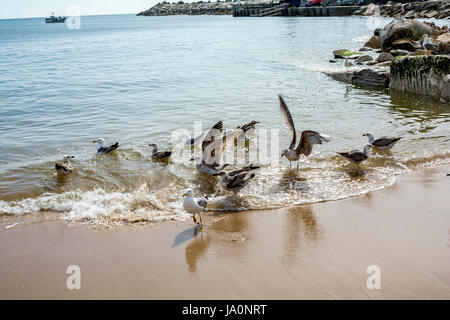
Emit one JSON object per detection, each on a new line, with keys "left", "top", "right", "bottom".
{"left": 1, "top": 164, "right": 449, "bottom": 299}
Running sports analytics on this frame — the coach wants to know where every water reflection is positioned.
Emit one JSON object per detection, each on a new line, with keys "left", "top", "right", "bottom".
{"left": 185, "top": 229, "right": 211, "bottom": 273}
{"left": 281, "top": 205, "right": 320, "bottom": 269}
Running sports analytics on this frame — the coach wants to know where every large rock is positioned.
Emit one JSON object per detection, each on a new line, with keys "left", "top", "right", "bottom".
{"left": 324, "top": 67, "right": 390, "bottom": 88}
{"left": 390, "top": 55, "right": 450, "bottom": 100}
{"left": 379, "top": 18, "right": 434, "bottom": 52}
{"left": 391, "top": 38, "right": 421, "bottom": 52}
{"left": 355, "top": 55, "right": 374, "bottom": 63}
{"left": 364, "top": 36, "right": 381, "bottom": 49}
{"left": 436, "top": 33, "right": 450, "bottom": 53}
{"left": 390, "top": 49, "right": 411, "bottom": 57}
{"left": 333, "top": 49, "right": 363, "bottom": 59}
{"left": 377, "top": 52, "right": 394, "bottom": 63}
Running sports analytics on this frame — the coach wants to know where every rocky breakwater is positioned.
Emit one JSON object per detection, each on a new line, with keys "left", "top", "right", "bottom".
{"left": 137, "top": 0, "right": 272, "bottom": 16}
{"left": 324, "top": 18, "right": 450, "bottom": 101}
{"left": 354, "top": 1, "right": 450, "bottom": 19}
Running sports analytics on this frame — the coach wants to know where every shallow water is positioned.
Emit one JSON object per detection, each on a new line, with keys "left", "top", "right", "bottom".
{"left": 0, "top": 14, "right": 449, "bottom": 223}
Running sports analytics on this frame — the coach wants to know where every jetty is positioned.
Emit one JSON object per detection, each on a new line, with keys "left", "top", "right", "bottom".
{"left": 232, "top": 4, "right": 360, "bottom": 17}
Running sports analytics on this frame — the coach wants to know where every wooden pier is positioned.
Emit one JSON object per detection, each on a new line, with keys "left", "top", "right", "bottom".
{"left": 232, "top": 5, "right": 360, "bottom": 17}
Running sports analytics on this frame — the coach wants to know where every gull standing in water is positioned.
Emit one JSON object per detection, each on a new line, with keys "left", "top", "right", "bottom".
{"left": 183, "top": 188, "right": 208, "bottom": 231}
{"left": 55, "top": 155, "right": 74, "bottom": 174}
{"left": 92, "top": 138, "right": 119, "bottom": 154}
{"left": 148, "top": 143, "right": 172, "bottom": 161}
{"left": 279, "top": 95, "right": 330, "bottom": 170}
{"left": 216, "top": 164, "right": 260, "bottom": 195}
{"left": 337, "top": 144, "right": 372, "bottom": 166}
{"left": 363, "top": 133, "right": 402, "bottom": 151}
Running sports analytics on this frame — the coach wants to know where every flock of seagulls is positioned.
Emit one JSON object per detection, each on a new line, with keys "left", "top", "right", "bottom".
{"left": 54, "top": 95, "right": 403, "bottom": 231}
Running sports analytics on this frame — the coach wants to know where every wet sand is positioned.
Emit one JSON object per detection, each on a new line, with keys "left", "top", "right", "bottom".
{"left": 1, "top": 165, "right": 449, "bottom": 299}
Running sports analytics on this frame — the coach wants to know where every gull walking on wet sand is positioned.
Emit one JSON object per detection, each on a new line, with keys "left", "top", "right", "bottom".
{"left": 92, "top": 138, "right": 119, "bottom": 154}
{"left": 216, "top": 164, "right": 260, "bottom": 195}
{"left": 279, "top": 95, "right": 329, "bottom": 170}
{"left": 183, "top": 188, "right": 208, "bottom": 231}
{"left": 149, "top": 143, "right": 172, "bottom": 161}
{"left": 55, "top": 155, "right": 74, "bottom": 174}
{"left": 363, "top": 133, "right": 402, "bottom": 151}
{"left": 337, "top": 144, "right": 372, "bottom": 166}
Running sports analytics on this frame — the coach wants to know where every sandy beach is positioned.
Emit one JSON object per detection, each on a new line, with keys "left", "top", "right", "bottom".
{"left": 1, "top": 164, "right": 449, "bottom": 300}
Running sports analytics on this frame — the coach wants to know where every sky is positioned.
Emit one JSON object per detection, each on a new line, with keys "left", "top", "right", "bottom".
{"left": 0, "top": 0, "right": 159, "bottom": 19}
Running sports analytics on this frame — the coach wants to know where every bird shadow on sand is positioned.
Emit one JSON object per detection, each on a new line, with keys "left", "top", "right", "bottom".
{"left": 172, "top": 225, "right": 202, "bottom": 248}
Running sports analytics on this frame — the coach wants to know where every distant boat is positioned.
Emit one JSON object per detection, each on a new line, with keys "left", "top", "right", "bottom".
{"left": 45, "top": 13, "right": 66, "bottom": 23}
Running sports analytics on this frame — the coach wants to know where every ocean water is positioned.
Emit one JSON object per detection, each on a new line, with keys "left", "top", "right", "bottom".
{"left": 0, "top": 14, "right": 449, "bottom": 224}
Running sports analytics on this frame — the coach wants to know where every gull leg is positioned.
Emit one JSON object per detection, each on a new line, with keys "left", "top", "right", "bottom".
{"left": 289, "top": 161, "right": 291, "bottom": 169}
{"left": 193, "top": 214, "right": 197, "bottom": 224}
{"left": 199, "top": 214, "right": 204, "bottom": 232}
{"left": 296, "top": 163, "right": 299, "bottom": 171}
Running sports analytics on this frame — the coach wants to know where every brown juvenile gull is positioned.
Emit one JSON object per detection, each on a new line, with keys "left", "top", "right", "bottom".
{"left": 196, "top": 126, "right": 244, "bottom": 176}
{"left": 279, "top": 95, "right": 330, "bottom": 170}
{"left": 148, "top": 143, "right": 172, "bottom": 160}
{"left": 337, "top": 144, "right": 372, "bottom": 165}
{"left": 344, "top": 58, "right": 354, "bottom": 67}
{"left": 92, "top": 138, "right": 119, "bottom": 154}
{"left": 55, "top": 155, "right": 74, "bottom": 174}
{"left": 215, "top": 164, "right": 260, "bottom": 195}
{"left": 182, "top": 188, "right": 208, "bottom": 231}
{"left": 363, "top": 133, "right": 402, "bottom": 151}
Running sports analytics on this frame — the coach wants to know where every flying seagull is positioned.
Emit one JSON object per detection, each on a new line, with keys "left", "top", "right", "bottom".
{"left": 215, "top": 164, "right": 260, "bottom": 194}
{"left": 183, "top": 188, "right": 208, "bottom": 231}
{"left": 55, "top": 155, "right": 74, "bottom": 174}
{"left": 279, "top": 95, "right": 329, "bottom": 170}
{"left": 337, "top": 144, "right": 372, "bottom": 165}
{"left": 149, "top": 143, "right": 171, "bottom": 161}
{"left": 92, "top": 138, "right": 119, "bottom": 154}
{"left": 363, "top": 133, "right": 402, "bottom": 151}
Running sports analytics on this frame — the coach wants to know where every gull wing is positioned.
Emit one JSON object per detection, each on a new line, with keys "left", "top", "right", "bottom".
{"left": 203, "top": 128, "right": 244, "bottom": 166}
{"left": 279, "top": 95, "right": 297, "bottom": 150}
{"left": 202, "top": 121, "right": 223, "bottom": 151}
{"left": 296, "top": 130, "right": 329, "bottom": 156}
{"left": 372, "top": 137, "right": 401, "bottom": 147}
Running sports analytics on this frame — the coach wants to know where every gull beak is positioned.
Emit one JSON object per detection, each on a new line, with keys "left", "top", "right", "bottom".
{"left": 182, "top": 193, "right": 187, "bottom": 197}
{"left": 92, "top": 140, "right": 97, "bottom": 143}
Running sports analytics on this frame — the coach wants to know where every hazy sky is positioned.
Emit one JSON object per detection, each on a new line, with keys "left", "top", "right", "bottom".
{"left": 0, "top": 0, "right": 159, "bottom": 19}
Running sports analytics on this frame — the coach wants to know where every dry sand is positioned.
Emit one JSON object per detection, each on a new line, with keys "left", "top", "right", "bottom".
{"left": 1, "top": 165, "right": 449, "bottom": 299}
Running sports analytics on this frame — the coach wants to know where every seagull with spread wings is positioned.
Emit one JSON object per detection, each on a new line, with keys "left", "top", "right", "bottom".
{"left": 278, "top": 95, "right": 329, "bottom": 170}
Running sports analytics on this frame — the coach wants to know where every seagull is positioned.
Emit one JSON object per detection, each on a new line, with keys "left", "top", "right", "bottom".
{"left": 196, "top": 125, "right": 244, "bottom": 176}
{"left": 363, "top": 133, "right": 402, "bottom": 151}
{"left": 55, "top": 155, "right": 74, "bottom": 174}
{"left": 148, "top": 143, "right": 171, "bottom": 161}
{"left": 337, "top": 144, "right": 372, "bottom": 165}
{"left": 279, "top": 95, "right": 330, "bottom": 170}
{"left": 345, "top": 58, "right": 354, "bottom": 67}
{"left": 422, "top": 34, "right": 437, "bottom": 51}
{"left": 92, "top": 138, "right": 119, "bottom": 154}
{"left": 183, "top": 188, "right": 208, "bottom": 231}
{"left": 215, "top": 164, "right": 260, "bottom": 194}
